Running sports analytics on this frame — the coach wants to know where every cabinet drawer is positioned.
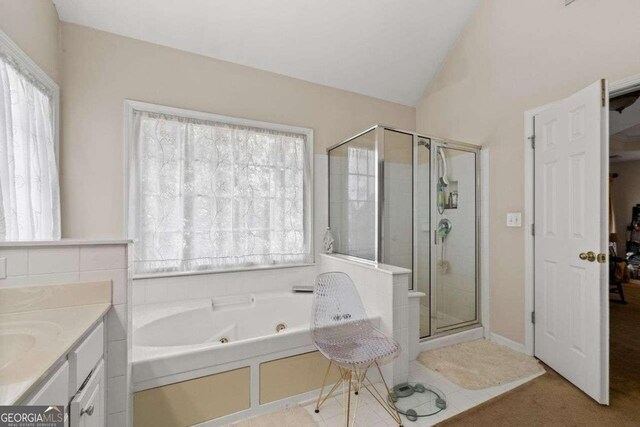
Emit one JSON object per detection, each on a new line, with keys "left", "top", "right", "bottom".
{"left": 69, "top": 322, "right": 104, "bottom": 395}
{"left": 25, "top": 361, "right": 69, "bottom": 407}
{"left": 70, "top": 359, "right": 104, "bottom": 427}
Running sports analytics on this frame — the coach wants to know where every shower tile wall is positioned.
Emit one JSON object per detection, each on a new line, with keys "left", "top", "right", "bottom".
{"left": 383, "top": 161, "right": 412, "bottom": 272}
{"left": 382, "top": 129, "right": 414, "bottom": 284}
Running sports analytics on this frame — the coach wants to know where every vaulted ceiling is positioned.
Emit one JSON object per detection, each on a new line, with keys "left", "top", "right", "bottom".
{"left": 52, "top": 0, "right": 479, "bottom": 106}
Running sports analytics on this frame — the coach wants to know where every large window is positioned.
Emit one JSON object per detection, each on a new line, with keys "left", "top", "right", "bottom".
{"left": 0, "top": 31, "right": 60, "bottom": 241}
{"left": 127, "top": 102, "right": 313, "bottom": 275}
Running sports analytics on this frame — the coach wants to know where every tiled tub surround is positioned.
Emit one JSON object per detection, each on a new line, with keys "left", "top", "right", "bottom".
{"left": 132, "top": 264, "right": 319, "bottom": 306}
{"left": 0, "top": 241, "right": 132, "bottom": 427}
{"left": 130, "top": 254, "right": 419, "bottom": 426}
{"left": 0, "top": 281, "right": 111, "bottom": 404}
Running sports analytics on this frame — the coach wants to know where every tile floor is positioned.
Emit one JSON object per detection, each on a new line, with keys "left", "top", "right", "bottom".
{"left": 297, "top": 360, "right": 542, "bottom": 427}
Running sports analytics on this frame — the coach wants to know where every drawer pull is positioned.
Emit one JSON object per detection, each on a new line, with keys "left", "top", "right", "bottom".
{"left": 80, "top": 405, "right": 94, "bottom": 416}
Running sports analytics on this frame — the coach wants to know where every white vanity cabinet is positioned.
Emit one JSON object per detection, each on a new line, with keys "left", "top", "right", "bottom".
{"left": 70, "top": 360, "right": 105, "bottom": 427}
{"left": 22, "top": 320, "right": 107, "bottom": 427}
{"left": 68, "top": 321, "right": 105, "bottom": 427}
{"left": 25, "top": 361, "right": 70, "bottom": 426}
{"left": 25, "top": 362, "right": 70, "bottom": 407}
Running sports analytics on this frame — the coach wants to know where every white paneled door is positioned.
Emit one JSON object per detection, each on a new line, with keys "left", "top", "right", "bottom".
{"left": 534, "top": 80, "right": 609, "bottom": 404}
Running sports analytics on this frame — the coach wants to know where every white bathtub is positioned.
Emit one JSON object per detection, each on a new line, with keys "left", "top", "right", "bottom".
{"left": 132, "top": 291, "right": 316, "bottom": 388}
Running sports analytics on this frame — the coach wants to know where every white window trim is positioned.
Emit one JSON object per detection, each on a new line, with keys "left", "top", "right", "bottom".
{"left": 0, "top": 29, "right": 60, "bottom": 163}
{"left": 123, "top": 100, "right": 315, "bottom": 278}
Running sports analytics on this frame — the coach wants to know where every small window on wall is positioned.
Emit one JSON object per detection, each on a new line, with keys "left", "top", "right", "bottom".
{"left": 0, "top": 31, "right": 60, "bottom": 241}
{"left": 126, "top": 101, "right": 313, "bottom": 275}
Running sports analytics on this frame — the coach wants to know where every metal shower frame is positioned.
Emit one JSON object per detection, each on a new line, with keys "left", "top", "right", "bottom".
{"left": 327, "top": 124, "right": 482, "bottom": 338}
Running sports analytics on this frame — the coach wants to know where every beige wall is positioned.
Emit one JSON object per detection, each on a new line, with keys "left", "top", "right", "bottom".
{"left": 416, "top": 0, "right": 640, "bottom": 343}
{"left": 59, "top": 23, "right": 415, "bottom": 238}
{"left": 0, "top": 0, "right": 59, "bottom": 83}
{"left": 611, "top": 161, "right": 640, "bottom": 242}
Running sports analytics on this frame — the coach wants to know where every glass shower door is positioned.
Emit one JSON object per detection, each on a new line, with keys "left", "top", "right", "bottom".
{"left": 432, "top": 143, "right": 478, "bottom": 332}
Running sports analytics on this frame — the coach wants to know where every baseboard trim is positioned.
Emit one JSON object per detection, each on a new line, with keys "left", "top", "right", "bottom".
{"left": 490, "top": 332, "right": 528, "bottom": 355}
{"left": 418, "top": 326, "right": 484, "bottom": 353}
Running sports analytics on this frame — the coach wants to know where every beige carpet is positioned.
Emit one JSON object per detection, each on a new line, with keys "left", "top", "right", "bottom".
{"left": 417, "top": 339, "right": 544, "bottom": 390}
{"left": 229, "top": 406, "right": 317, "bottom": 427}
{"left": 437, "top": 282, "right": 640, "bottom": 426}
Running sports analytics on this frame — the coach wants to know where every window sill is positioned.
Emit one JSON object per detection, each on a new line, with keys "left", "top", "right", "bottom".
{"left": 133, "top": 262, "right": 317, "bottom": 280}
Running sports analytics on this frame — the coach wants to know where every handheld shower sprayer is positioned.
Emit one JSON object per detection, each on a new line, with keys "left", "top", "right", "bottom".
{"left": 419, "top": 140, "right": 450, "bottom": 214}
{"left": 438, "top": 147, "right": 449, "bottom": 186}
{"left": 437, "top": 147, "right": 449, "bottom": 214}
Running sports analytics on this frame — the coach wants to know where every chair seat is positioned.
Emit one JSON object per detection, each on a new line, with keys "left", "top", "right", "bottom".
{"left": 315, "top": 326, "right": 400, "bottom": 368}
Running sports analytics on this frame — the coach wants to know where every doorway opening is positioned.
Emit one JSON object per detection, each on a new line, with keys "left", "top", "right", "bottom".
{"left": 608, "top": 87, "right": 640, "bottom": 405}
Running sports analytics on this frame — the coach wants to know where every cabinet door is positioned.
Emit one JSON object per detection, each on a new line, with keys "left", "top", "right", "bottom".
{"left": 24, "top": 361, "right": 69, "bottom": 407}
{"left": 70, "top": 359, "right": 104, "bottom": 427}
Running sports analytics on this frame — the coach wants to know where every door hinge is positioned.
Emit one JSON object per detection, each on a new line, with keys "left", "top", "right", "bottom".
{"left": 531, "top": 224, "right": 535, "bottom": 236}
{"left": 531, "top": 311, "right": 535, "bottom": 324}
{"left": 601, "top": 79, "right": 606, "bottom": 107}
{"left": 528, "top": 135, "right": 535, "bottom": 149}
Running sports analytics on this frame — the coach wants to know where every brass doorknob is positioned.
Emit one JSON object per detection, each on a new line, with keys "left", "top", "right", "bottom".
{"left": 579, "top": 251, "right": 596, "bottom": 262}
{"left": 597, "top": 253, "right": 607, "bottom": 263}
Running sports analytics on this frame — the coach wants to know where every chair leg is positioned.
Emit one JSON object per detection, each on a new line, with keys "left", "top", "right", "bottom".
{"left": 345, "top": 370, "right": 352, "bottom": 427}
{"left": 318, "top": 364, "right": 400, "bottom": 427}
{"left": 315, "top": 361, "right": 343, "bottom": 413}
{"left": 351, "top": 368, "right": 368, "bottom": 425}
{"left": 374, "top": 361, "right": 403, "bottom": 426}
{"left": 353, "top": 369, "right": 365, "bottom": 395}
{"left": 357, "top": 362, "right": 403, "bottom": 427}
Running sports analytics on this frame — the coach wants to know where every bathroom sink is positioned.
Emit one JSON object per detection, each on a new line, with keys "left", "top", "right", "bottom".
{"left": 0, "top": 333, "right": 36, "bottom": 371}
{"left": 0, "top": 320, "right": 63, "bottom": 381}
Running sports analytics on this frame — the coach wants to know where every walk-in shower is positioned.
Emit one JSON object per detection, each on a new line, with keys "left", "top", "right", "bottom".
{"left": 327, "top": 125, "right": 481, "bottom": 338}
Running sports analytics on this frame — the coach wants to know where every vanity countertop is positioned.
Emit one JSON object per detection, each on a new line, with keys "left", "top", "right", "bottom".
{"left": 0, "top": 302, "right": 111, "bottom": 405}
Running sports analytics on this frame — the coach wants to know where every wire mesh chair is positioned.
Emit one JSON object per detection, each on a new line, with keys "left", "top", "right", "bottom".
{"left": 311, "top": 272, "right": 403, "bottom": 426}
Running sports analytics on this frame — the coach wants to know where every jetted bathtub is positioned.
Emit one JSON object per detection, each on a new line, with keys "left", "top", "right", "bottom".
{"left": 132, "top": 291, "right": 317, "bottom": 388}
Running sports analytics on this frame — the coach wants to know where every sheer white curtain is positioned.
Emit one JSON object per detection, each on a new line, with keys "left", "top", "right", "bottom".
{"left": 0, "top": 54, "right": 60, "bottom": 240}
{"left": 128, "top": 109, "right": 311, "bottom": 274}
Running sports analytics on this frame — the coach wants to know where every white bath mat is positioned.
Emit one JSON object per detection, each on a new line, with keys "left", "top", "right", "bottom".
{"left": 417, "top": 339, "right": 544, "bottom": 390}
{"left": 228, "top": 406, "right": 318, "bottom": 427}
